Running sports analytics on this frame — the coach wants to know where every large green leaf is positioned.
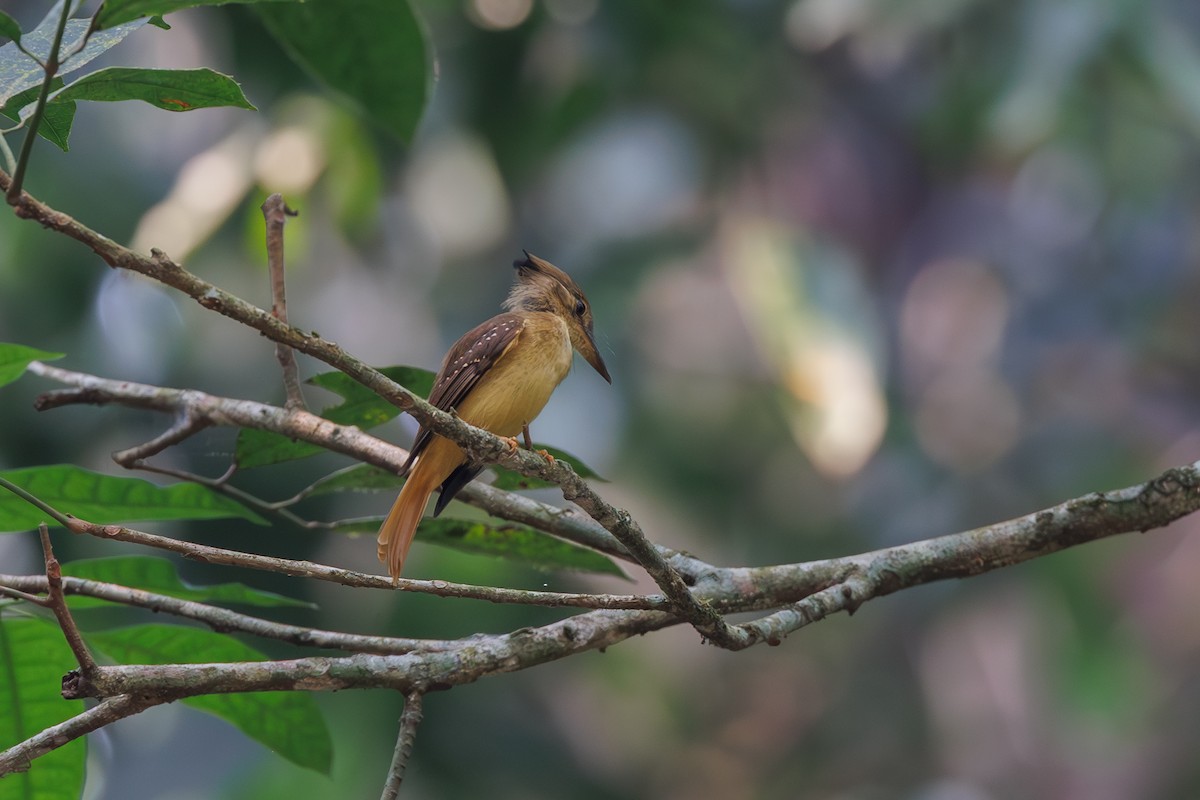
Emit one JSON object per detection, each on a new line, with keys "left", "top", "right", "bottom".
{"left": 87, "top": 624, "right": 332, "bottom": 774}
{"left": 335, "top": 516, "right": 625, "bottom": 577}
{"left": 53, "top": 67, "right": 255, "bottom": 112}
{"left": 0, "top": 342, "right": 63, "bottom": 387}
{"left": 0, "top": 615, "right": 87, "bottom": 800}
{"left": 0, "top": 3, "right": 146, "bottom": 107}
{"left": 97, "top": 0, "right": 293, "bottom": 30}
{"left": 62, "top": 556, "right": 314, "bottom": 609}
{"left": 490, "top": 445, "right": 607, "bottom": 491}
{"left": 256, "top": 0, "right": 431, "bottom": 142}
{"left": 236, "top": 366, "right": 433, "bottom": 469}
{"left": 0, "top": 464, "right": 267, "bottom": 532}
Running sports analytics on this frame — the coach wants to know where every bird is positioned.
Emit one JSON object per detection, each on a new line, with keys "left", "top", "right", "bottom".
{"left": 377, "top": 251, "right": 611, "bottom": 579}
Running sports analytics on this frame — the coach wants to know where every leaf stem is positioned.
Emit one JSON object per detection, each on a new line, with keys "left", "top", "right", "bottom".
{"left": 5, "top": 0, "right": 72, "bottom": 203}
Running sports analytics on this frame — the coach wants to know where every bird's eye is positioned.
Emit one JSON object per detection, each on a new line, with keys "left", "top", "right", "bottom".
{"left": 574, "top": 299, "right": 586, "bottom": 316}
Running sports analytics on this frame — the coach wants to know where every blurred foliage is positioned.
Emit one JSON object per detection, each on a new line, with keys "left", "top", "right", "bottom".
{"left": 3, "top": 0, "right": 1200, "bottom": 798}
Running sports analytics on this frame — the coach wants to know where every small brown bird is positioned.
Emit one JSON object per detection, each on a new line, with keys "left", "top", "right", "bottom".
{"left": 377, "top": 252, "right": 611, "bottom": 579}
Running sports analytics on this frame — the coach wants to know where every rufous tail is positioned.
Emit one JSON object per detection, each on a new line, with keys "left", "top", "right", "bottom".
{"left": 376, "top": 471, "right": 436, "bottom": 581}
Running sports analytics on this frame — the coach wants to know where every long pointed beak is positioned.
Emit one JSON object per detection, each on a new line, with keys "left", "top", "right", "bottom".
{"left": 580, "top": 330, "right": 612, "bottom": 383}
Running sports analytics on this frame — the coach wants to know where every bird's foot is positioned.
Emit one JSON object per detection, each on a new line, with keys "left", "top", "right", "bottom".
{"left": 500, "top": 436, "right": 521, "bottom": 453}
{"left": 534, "top": 449, "right": 556, "bottom": 464}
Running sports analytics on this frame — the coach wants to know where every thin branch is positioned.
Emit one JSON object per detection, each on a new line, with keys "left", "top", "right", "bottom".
{"left": 4, "top": 0, "right": 71, "bottom": 202}
{"left": 38, "top": 523, "right": 98, "bottom": 675}
{"left": 381, "top": 691, "right": 424, "bottom": 800}
{"left": 0, "top": 695, "right": 160, "bottom": 776}
{"left": 12, "top": 458, "right": 1199, "bottom": 736}
{"left": 63, "top": 607, "right": 678, "bottom": 702}
{"left": 111, "top": 410, "right": 212, "bottom": 467}
{"left": 130, "top": 461, "right": 320, "bottom": 528}
{"left": 556, "top": 474, "right": 745, "bottom": 648}
{"left": 0, "top": 176, "right": 720, "bottom": 634}
{"left": 262, "top": 193, "right": 305, "bottom": 411}
{"left": 25, "top": 359, "right": 639, "bottom": 563}
{"left": 0, "top": 573, "right": 459, "bottom": 655}
{"left": 0, "top": 474, "right": 667, "bottom": 610}
{"left": 0, "top": 584, "right": 49, "bottom": 605}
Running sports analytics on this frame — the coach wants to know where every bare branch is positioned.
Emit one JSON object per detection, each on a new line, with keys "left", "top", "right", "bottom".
{"left": 0, "top": 584, "right": 49, "bottom": 605}
{"left": 261, "top": 193, "right": 305, "bottom": 411}
{"left": 25, "top": 359, "right": 640, "bottom": 563}
{"left": 63, "top": 607, "right": 677, "bottom": 702}
{"left": 38, "top": 524, "right": 98, "bottom": 676}
{"left": 0, "top": 573, "right": 458, "bottom": 654}
{"left": 111, "top": 410, "right": 212, "bottom": 467}
{"left": 0, "top": 475, "right": 666, "bottom": 610}
{"left": 0, "top": 695, "right": 160, "bottom": 776}
{"left": 381, "top": 691, "right": 424, "bottom": 799}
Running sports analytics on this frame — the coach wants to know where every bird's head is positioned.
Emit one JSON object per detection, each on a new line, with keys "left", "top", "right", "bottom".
{"left": 505, "top": 251, "right": 611, "bottom": 383}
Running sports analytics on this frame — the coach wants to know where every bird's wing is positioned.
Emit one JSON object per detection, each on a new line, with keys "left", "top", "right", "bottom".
{"left": 400, "top": 312, "right": 525, "bottom": 473}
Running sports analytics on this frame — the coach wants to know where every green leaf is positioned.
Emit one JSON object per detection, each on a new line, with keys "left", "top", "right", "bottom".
{"left": 0, "top": 464, "right": 267, "bottom": 532}
{"left": 97, "top": 0, "right": 293, "bottom": 30}
{"left": 235, "top": 428, "right": 327, "bottom": 471}
{"left": 0, "top": 80, "right": 76, "bottom": 150}
{"left": 490, "top": 446, "right": 607, "bottom": 491}
{"left": 54, "top": 67, "right": 255, "bottom": 112}
{"left": 86, "top": 625, "right": 333, "bottom": 774}
{"left": 0, "top": 81, "right": 55, "bottom": 118}
{"left": 0, "top": 11, "right": 22, "bottom": 44}
{"left": 0, "top": 5, "right": 146, "bottom": 107}
{"left": 62, "top": 556, "right": 314, "bottom": 609}
{"left": 256, "top": 0, "right": 431, "bottom": 142}
{"left": 0, "top": 615, "right": 87, "bottom": 799}
{"left": 236, "top": 366, "right": 433, "bottom": 469}
{"left": 308, "top": 365, "right": 436, "bottom": 405}
{"left": 0, "top": 342, "right": 63, "bottom": 387}
{"left": 302, "top": 464, "right": 402, "bottom": 499}
{"left": 335, "top": 516, "right": 626, "bottom": 577}
{"left": 26, "top": 97, "right": 76, "bottom": 151}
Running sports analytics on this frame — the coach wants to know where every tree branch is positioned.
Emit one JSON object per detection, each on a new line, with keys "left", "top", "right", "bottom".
{"left": 26, "top": 359, "right": 636, "bottom": 564}
{"left": 381, "top": 691, "right": 424, "bottom": 799}
{"left": 0, "top": 695, "right": 161, "bottom": 776}
{"left": 0, "top": 173, "right": 717, "bottom": 640}
{"left": 261, "top": 193, "right": 305, "bottom": 411}
{"left": 0, "top": 476, "right": 667, "bottom": 610}
{"left": 38, "top": 524, "right": 98, "bottom": 676}
{"left": 0, "top": 572, "right": 461, "bottom": 654}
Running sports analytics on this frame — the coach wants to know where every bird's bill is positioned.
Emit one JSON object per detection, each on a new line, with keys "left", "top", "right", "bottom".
{"left": 580, "top": 331, "right": 612, "bottom": 383}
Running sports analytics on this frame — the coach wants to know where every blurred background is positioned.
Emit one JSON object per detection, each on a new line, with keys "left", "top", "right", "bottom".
{"left": 3, "top": 0, "right": 1200, "bottom": 797}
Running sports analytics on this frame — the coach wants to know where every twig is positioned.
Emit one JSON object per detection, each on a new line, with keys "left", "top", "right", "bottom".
{"left": 557, "top": 473, "right": 746, "bottom": 648}
{"left": 26, "top": 360, "right": 637, "bottom": 562}
{"left": 261, "top": 193, "right": 305, "bottom": 411}
{"left": 4, "top": 0, "right": 71, "bottom": 202}
{"left": 381, "top": 691, "right": 424, "bottom": 799}
{"left": 0, "top": 584, "right": 49, "bottom": 605}
{"left": 0, "top": 695, "right": 160, "bottom": 776}
{"left": 38, "top": 523, "right": 98, "bottom": 675}
{"left": 62, "top": 607, "right": 678, "bottom": 702}
{"left": 0, "top": 473, "right": 666, "bottom": 610}
{"left": 130, "top": 461, "right": 320, "bottom": 528}
{"left": 111, "top": 410, "right": 212, "bottom": 467}
{"left": 0, "top": 573, "right": 458, "bottom": 654}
